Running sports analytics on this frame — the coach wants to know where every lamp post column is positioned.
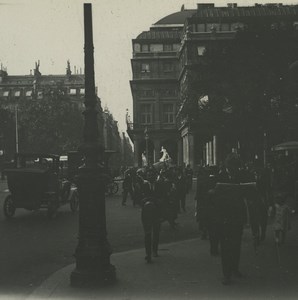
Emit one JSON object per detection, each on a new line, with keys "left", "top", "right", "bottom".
{"left": 70, "top": 3, "right": 116, "bottom": 287}
{"left": 144, "top": 126, "right": 149, "bottom": 166}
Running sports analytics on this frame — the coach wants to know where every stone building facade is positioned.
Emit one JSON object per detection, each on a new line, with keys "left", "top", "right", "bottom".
{"left": 129, "top": 3, "right": 298, "bottom": 168}
{"left": 0, "top": 61, "right": 133, "bottom": 172}
{"left": 127, "top": 9, "right": 196, "bottom": 167}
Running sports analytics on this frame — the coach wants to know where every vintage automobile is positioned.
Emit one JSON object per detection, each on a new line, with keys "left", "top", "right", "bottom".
{"left": 3, "top": 153, "right": 79, "bottom": 219}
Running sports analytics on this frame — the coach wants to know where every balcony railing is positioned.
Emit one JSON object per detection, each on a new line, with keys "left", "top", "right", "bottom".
{"left": 133, "top": 51, "right": 178, "bottom": 58}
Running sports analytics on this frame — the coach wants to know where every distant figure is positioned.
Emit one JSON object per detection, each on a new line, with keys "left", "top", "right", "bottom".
{"left": 160, "top": 146, "right": 170, "bottom": 162}
{"left": 122, "top": 173, "right": 134, "bottom": 206}
{"left": 185, "top": 164, "right": 193, "bottom": 192}
{"left": 141, "top": 170, "right": 161, "bottom": 263}
{"left": 142, "top": 152, "right": 147, "bottom": 167}
{"left": 272, "top": 194, "right": 291, "bottom": 245}
{"left": 175, "top": 169, "right": 187, "bottom": 212}
{"left": 225, "top": 148, "right": 242, "bottom": 180}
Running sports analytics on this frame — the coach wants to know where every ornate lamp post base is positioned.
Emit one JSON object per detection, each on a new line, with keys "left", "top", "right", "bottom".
{"left": 70, "top": 165, "right": 116, "bottom": 287}
{"left": 70, "top": 3, "right": 116, "bottom": 287}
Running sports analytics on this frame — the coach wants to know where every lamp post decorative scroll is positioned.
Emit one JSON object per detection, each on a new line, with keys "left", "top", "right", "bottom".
{"left": 70, "top": 3, "right": 116, "bottom": 287}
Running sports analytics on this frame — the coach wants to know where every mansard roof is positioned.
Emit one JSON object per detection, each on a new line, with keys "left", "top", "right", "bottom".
{"left": 154, "top": 9, "right": 196, "bottom": 25}
{"left": 136, "top": 30, "right": 182, "bottom": 40}
{"left": 191, "top": 5, "right": 298, "bottom": 20}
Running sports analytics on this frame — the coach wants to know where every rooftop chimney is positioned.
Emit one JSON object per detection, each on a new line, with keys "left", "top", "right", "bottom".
{"left": 227, "top": 3, "right": 237, "bottom": 8}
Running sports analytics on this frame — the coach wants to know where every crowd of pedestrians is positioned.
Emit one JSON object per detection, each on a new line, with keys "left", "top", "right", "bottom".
{"left": 119, "top": 150, "right": 295, "bottom": 285}
{"left": 121, "top": 164, "right": 193, "bottom": 263}
{"left": 193, "top": 153, "right": 295, "bottom": 285}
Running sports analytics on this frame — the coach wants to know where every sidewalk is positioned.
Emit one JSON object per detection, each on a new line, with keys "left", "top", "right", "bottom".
{"left": 28, "top": 220, "right": 298, "bottom": 300}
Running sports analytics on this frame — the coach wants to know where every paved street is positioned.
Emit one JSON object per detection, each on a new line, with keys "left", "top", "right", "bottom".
{"left": 0, "top": 179, "right": 199, "bottom": 299}
{"left": 2, "top": 178, "right": 298, "bottom": 299}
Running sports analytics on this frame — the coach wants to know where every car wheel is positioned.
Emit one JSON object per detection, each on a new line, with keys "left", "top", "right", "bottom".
{"left": 3, "top": 195, "right": 16, "bottom": 219}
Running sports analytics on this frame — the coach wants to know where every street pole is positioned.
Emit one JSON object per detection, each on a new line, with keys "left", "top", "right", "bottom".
{"left": 15, "top": 105, "right": 19, "bottom": 153}
{"left": 263, "top": 131, "right": 267, "bottom": 167}
{"left": 144, "top": 126, "right": 149, "bottom": 166}
{"left": 70, "top": 3, "right": 116, "bottom": 287}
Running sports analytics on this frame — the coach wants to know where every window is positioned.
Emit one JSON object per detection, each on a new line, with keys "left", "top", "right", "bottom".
{"left": 14, "top": 91, "right": 21, "bottom": 97}
{"left": 139, "top": 90, "right": 154, "bottom": 97}
{"left": 231, "top": 23, "right": 244, "bottom": 31}
{"left": 141, "top": 44, "right": 149, "bottom": 52}
{"left": 69, "top": 88, "right": 77, "bottom": 95}
{"left": 3, "top": 91, "right": 9, "bottom": 97}
{"left": 197, "top": 46, "right": 206, "bottom": 56}
{"left": 26, "top": 90, "right": 32, "bottom": 97}
{"left": 141, "top": 63, "right": 150, "bottom": 73}
{"left": 140, "top": 104, "right": 152, "bottom": 124}
{"left": 207, "top": 23, "right": 219, "bottom": 32}
{"left": 197, "top": 24, "right": 205, "bottom": 32}
{"left": 221, "top": 23, "right": 230, "bottom": 31}
{"left": 134, "top": 43, "right": 141, "bottom": 52}
{"left": 173, "top": 44, "right": 180, "bottom": 51}
{"left": 163, "top": 62, "right": 174, "bottom": 72}
{"left": 150, "top": 44, "right": 163, "bottom": 52}
{"left": 160, "top": 89, "right": 176, "bottom": 97}
{"left": 80, "top": 88, "right": 85, "bottom": 95}
{"left": 163, "top": 104, "right": 175, "bottom": 124}
{"left": 163, "top": 44, "right": 173, "bottom": 51}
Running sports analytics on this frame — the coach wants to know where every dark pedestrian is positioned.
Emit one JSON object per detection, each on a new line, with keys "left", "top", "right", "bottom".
{"left": 132, "top": 169, "right": 145, "bottom": 207}
{"left": 224, "top": 148, "right": 242, "bottom": 180}
{"left": 195, "top": 166, "right": 211, "bottom": 239}
{"left": 156, "top": 169, "right": 178, "bottom": 229}
{"left": 217, "top": 164, "right": 231, "bottom": 183}
{"left": 214, "top": 180, "right": 247, "bottom": 285}
{"left": 175, "top": 168, "right": 187, "bottom": 212}
{"left": 205, "top": 178, "right": 220, "bottom": 256}
{"left": 185, "top": 164, "right": 193, "bottom": 192}
{"left": 141, "top": 171, "right": 162, "bottom": 263}
{"left": 272, "top": 194, "right": 291, "bottom": 245}
{"left": 240, "top": 165, "right": 266, "bottom": 247}
{"left": 205, "top": 190, "right": 220, "bottom": 255}
{"left": 256, "top": 164, "right": 273, "bottom": 241}
{"left": 122, "top": 172, "right": 134, "bottom": 206}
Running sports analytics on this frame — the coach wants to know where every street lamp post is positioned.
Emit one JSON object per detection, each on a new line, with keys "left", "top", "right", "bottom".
{"left": 263, "top": 131, "right": 267, "bottom": 167}
{"left": 0, "top": 133, "right": 4, "bottom": 180}
{"left": 70, "top": 3, "right": 116, "bottom": 287}
{"left": 15, "top": 105, "right": 19, "bottom": 153}
{"left": 144, "top": 126, "right": 149, "bottom": 166}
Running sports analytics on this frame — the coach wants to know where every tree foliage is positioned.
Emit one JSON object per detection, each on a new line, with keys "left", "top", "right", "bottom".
{"left": 0, "top": 107, "right": 15, "bottom": 159}
{"left": 17, "top": 96, "right": 84, "bottom": 154}
{"left": 189, "top": 29, "right": 298, "bottom": 145}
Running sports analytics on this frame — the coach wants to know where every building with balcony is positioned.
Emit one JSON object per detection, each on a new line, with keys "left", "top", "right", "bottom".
{"left": 128, "top": 8, "right": 196, "bottom": 167}
{"left": 0, "top": 61, "right": 85, "bottom": 110}
{"left": 129, "top": 3, "right": 298, "bottom": 169}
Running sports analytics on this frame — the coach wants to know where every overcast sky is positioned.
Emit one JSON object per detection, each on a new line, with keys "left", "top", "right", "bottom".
{"left": 0, "top": 0, "right": 296, "bottom": 132}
